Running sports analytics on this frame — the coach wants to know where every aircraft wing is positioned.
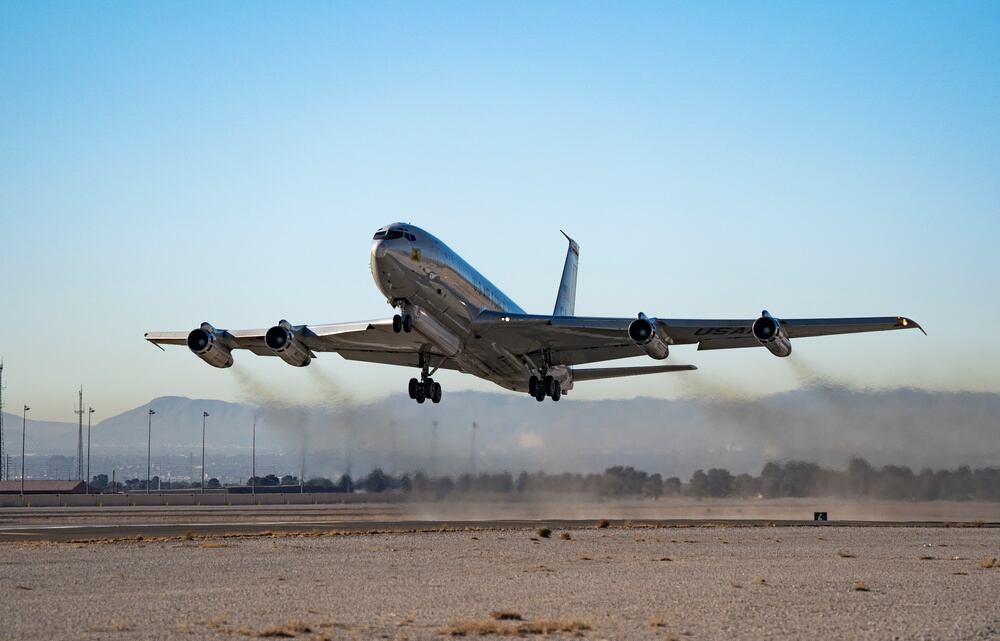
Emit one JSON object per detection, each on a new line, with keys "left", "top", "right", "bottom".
{"left": 145, "top": 319, "right": 458, "bottom": 369}
{"left": 470, "top": 311, "right": 923, "bottom": 367}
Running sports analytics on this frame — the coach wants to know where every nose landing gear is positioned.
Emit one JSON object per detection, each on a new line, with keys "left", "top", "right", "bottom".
{"left": 392, "top": 313, "right": 413, "bottom": 333}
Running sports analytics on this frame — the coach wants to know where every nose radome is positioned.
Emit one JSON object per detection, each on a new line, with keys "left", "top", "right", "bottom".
{"left": 372, "top": 240, "right": 388, "bottom": 259}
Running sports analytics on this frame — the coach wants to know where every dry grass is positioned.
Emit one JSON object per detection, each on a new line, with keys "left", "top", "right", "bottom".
{"left": 255, "top": 622, "right": 311, "bottom": 637}
{"left": 536, "top": 527, "right": 552, "bottom": 539}
{"left": 88, "top": 620, "right": 134, "bottom": 633}
{"left": 852, "top": 582, "right": 871, "bottom": 592}
{"left": 979, "top": 557, "right": 997, "bottom": 569}
{"left": 559, "top": 532, "right": 572, "bottom": 541}
{"left": 648, "top": 615, "right": 667, "bottom": 629}
{"left": 443, "top": 617, "right": 590, "bottom": 636}
{"left": 837, "top": 551, "right": 856, "bottom": 558}
{"left": 596, "top": 519, "right": 610, "bottom": 529}
{"left": 490, "top": 610, "right": 523, "bottom": 621}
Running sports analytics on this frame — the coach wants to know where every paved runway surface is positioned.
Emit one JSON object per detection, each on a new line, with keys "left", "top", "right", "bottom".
{"left": 2, "top": 522, "right": 999, "bottom": 640}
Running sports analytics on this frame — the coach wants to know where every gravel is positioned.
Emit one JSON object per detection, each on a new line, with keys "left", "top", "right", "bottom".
{"left": 1, "top": 525, "right": 998, "bottom": 640}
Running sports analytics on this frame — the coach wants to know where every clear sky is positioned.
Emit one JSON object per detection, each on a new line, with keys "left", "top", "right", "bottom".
{"left": 2, "top": 2, "right": 999, "bottom": 420}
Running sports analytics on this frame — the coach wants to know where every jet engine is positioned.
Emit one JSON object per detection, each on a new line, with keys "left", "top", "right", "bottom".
{"left": 187, "top": 323, "right": 234, "bottom": 368}
{"left": 627, "top": 313, "right": 670, "bottom": 360}
{"left": 265, "top": 320, "right": 313, "bottom": 367}
{"left": 751, "top": 310, "right": 792, "bottom": 357}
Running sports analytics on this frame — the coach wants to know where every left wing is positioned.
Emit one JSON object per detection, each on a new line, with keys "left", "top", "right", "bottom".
{"left": 470, "top": 311, "right": 923, "bottom": 367}
{"left": 145, "top": 319, "right": 458, "bottom": 370}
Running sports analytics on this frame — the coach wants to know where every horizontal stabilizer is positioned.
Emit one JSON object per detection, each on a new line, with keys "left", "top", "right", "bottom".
{"left": 572, "top": 364, "right": 697, "bottom": 382}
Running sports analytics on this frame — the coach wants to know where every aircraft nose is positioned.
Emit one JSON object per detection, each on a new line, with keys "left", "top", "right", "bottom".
{"left": 372, "top": 239, "right": 388, "bottom": 260}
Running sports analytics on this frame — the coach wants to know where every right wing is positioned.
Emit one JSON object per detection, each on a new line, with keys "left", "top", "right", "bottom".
{"left": 470, "top": 311, "right": 923, "bottom": 366}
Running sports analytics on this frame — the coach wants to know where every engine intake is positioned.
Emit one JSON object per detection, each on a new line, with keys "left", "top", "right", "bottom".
{"left": 187, "top": 323, "right": 233, "bottom": 368}
{"left": 265, "top": 320, "right": 312, "bottom": 367}
{"left": 628, "top": 313, "right": 669, "bottom": 360}
{"left": 751, "top": 310, "right": 791, "bottom": 357}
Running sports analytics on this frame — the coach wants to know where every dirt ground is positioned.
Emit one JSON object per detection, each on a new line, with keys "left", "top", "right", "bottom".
{"left": 1, "top": 521, "right": 998, "bottom": 640}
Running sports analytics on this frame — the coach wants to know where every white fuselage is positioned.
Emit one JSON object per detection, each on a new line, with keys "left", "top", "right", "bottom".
{"left": 370, "top": 223, "right": 544, "bottom": 389}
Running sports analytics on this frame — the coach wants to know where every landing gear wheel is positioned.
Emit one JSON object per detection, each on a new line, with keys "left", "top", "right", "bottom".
{"left": 423, "top": 377, "right": 435, "bottom": 398}
{"left": 392, "top": 314, "right": 403, "bottom": 333}
{"left": 415, "top": 386, "right": 426, "bottom": 404}
{"left": 401, "top": 313, "right": 413, "bottom": 333}
{"left": 431, "top": 382, "right": 442, "bottom": 404}
{"left": 544, "top": 375, "right": 556, "bottom": 397}
{"left": 551, "top": 381, "right": 561, "bottom": 402}
{"left": 535, "top": 386, "right": 546, "bottom": 402}
{"left": 528, "top": 375, "right": 539, "bottom": 396}
{"left": 408, "top": 378, "right": 419, "bottom": 399}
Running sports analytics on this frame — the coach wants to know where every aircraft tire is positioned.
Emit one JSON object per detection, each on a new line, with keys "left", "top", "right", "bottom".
{"left": 408, "top": 378, "right": 419, "bottom": 399}
{"left": 535, "top": 387, "right": 546, "bottom": 402}
{"left": 528, "top": 375, "right": 538, "bottom": 396}
{"left": 415, "top": 386, "right": 426, "bottom": 403}
{"left": 432, "top": 382, "right": 442, "bottom": 403}
{"left": 551, "top": 381, "right": 561, "bottom": 401}
{"left": 544, "top": 375, "right": 556, "bottom": 396}
{"left": 392, "top": 315, "right": 403, "bottom": 333}
{"left": 402, "top": 313, "right": 413, "bottom": 333}
{"left": 423, "top": 378, "right": 435, "bottom": 397}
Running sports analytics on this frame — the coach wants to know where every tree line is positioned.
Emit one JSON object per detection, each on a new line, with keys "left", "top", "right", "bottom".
{"left": 341, "top": 458, "right": 1000, "bottom": 501}
{"left": 90, "top": 458, "right": 1000, "bottom": 501}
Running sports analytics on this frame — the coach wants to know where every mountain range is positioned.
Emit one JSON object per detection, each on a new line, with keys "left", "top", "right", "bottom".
{"left": 2, "top": 386, "right": 998, "bottom": 480}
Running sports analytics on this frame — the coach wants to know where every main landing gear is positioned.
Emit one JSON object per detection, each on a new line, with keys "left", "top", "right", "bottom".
{"left": 392, "top": 313, "right": 413, "bottom": 333}
{"left": 408, "top": 354, "right": 442, "bottom": 404}
{"left": 528, "top": 374, "right": 561, "bottom": 402}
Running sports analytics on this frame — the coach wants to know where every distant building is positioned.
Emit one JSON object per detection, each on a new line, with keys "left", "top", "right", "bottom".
{"left": 0, "top": 480, "right": 86, "bottom": 494}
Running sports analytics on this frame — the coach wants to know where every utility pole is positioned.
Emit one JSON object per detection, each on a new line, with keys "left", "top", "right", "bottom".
{"left": 469, "top": 421, "right": 478, "bottom": 477}
{"left": 251, "top": 417, "right": 256, "bottom": 498}
{"left": 201, "top": 411, "right": 209, "bottom": 494}
{"left": 86, "top": 407, "right": 95, "bottom": 494}
{"left": 0, "top": 359, "right": 5, "bottom": 480}
{"left": 20, "top": 405, "right": 29, "bottom": 496}
{"left": 74, "top": 386, "right": 84, "bottom": 480}
{"left": 146, "top": 408, "right": 155, "bottom": 494}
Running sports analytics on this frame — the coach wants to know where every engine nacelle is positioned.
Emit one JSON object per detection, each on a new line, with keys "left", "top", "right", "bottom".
{"left": 264, "top": 320, "right": 312, "bottom": 367}
{"left": 627, "top": 313, "right": 669, "bottom": 360}
{"left": 410, "top": 308, "right": 461, "bottom": 357}
{"left": 751, "top": 310, "right": 792, "bottom": 357}
{"left": 187, "top": 323, "right": 234, "bottom": 368}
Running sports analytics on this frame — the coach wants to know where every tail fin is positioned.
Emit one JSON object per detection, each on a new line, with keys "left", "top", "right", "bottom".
{"left": 553, "top": 230, "right": 580, "bottom": 316}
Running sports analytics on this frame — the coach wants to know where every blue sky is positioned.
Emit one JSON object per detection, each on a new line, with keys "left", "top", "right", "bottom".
{"left": 2, "top": 2, "right": 999, "bottom": 419}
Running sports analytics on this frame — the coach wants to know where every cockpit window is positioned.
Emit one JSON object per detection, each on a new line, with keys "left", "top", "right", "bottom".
{"left": 373, "top": 229, "right": 404, "bottom": 240}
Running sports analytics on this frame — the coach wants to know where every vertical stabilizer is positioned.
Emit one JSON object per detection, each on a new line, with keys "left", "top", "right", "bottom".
{"left": 553, "top": 230, "right": 580, "bottom": 316}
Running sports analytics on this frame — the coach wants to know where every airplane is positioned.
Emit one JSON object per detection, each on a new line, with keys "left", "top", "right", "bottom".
{"left": 146, "top": 223, "right": 924, "bottom": 404}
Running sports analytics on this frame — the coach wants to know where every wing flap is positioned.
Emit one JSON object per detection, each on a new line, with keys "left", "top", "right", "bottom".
{"left": 572, "top": 364, "right": 697, "bottom": 381}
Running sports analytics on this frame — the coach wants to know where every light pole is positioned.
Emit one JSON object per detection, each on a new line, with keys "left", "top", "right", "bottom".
{"left": 146, "top": 408, "right": 155, "bottom": 494}
{"left": 431, "top": 420, "right": 438, "bottom": 477}
{"left": 251, "top": 417, "right": 256, "bottom": 498}
{"left": 20, "top": 405, "right": 29, "bottom": 496}
{"left": 470, "top": 421, "right": 478, "bottom": 477}
{"left": 201, "top": 411, "right": 209, "bottom": 494}
{"left": 86, "top": 407, "right": 95, "bottom": 494}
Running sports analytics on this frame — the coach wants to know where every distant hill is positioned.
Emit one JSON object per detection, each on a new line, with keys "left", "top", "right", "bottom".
{"left": 2, "top": 387, "right": 998, "bottom": 478}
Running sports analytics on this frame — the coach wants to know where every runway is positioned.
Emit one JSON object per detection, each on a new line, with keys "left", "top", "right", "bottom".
{"left": 0, "top": 500, "right": 997, "bottom": 542}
